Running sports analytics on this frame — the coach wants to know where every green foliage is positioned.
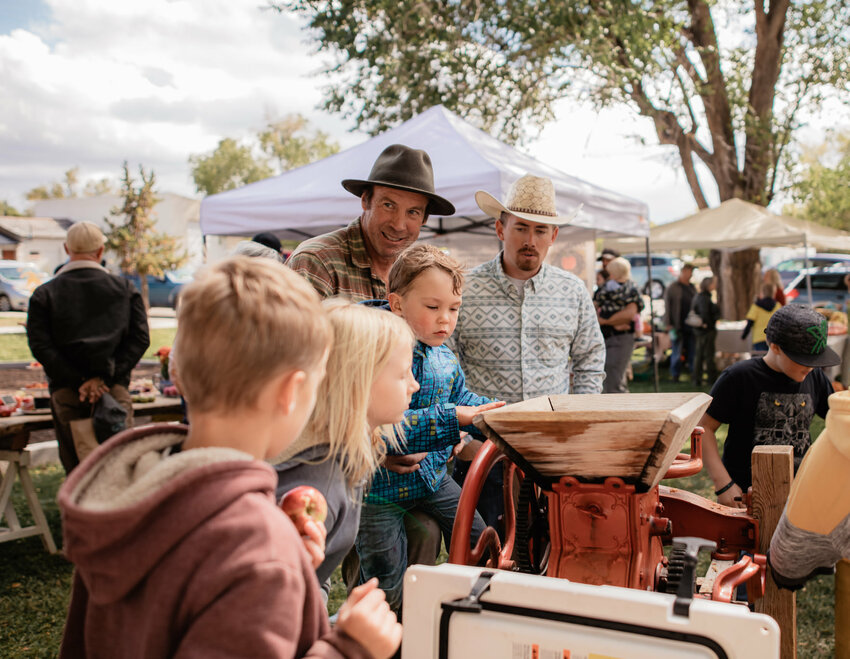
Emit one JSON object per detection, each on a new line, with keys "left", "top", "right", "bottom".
{"left": 785, "top": 132, "right": 850, "bottom": 231}
{"left": 24, "top": 167, "right": 118, "bottom": 201}
{"left": 189, "top": 114, "right": 340, "bottom": 196}
{"left": 258, "top": 114, "right": 340, "bottom": 172}
{"left": 104, "top": 164, "right": 186, "bottom": 308}
{"left": 0, "top": 200, "right": 22, "bottom": 216}
{"left": 189, "top": 138, "right": 274, "bottom": 196}
{"left": 275, "top": 0, "right": 849, "bottom": 207}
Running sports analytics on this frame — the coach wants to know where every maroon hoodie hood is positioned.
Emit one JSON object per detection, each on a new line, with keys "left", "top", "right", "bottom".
{"left": 58, "top": 424, "right": 273, "bottom": 605}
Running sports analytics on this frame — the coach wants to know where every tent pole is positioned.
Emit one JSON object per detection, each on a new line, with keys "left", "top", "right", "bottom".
{"left": 804, "top": 237, "right": 813, "bottom": 305}
{"left": 645, "top": 237, "right": 659, "bottom": 393}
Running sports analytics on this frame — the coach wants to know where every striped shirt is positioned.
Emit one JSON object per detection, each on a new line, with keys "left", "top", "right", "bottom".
{"left": 451, "top": 254, "right": 605, "bottom": 402}
{"left": 365, "top": 341, "right": 492, "bottom": 505}
{"left": 286, "top": 218, "right": 386, "bottom": 301}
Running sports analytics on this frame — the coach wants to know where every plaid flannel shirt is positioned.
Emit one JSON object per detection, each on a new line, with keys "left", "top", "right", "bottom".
{"left": 450, "top": 254, "right": 605, "bottom": 402}
{"left": 365, "top": 341, "right": 492, "bottom": 505}
{"left": 286, "top": 218, "right": 387, "bottom": 301}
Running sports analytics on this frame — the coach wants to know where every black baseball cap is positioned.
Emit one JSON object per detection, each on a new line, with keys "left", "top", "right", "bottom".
{"left": 765, "top": 305, "right": 840, "bottom": 368}
{"left": 598, "top": 247, "right": 620, "bottom": 261}
{"left": 252, "top": 232, "right": 282, "bottom": 253}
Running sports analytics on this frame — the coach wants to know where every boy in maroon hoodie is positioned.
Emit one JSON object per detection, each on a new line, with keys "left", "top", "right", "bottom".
{"left": 57, "top": 257, "right": 401, "bottom": 659}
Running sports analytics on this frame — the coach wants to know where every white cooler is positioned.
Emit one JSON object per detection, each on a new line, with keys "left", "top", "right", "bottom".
{"left": 401, "top": 564, "right": 779, "bottom": 659}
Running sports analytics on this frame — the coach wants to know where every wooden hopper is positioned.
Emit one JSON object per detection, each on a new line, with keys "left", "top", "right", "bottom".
{"left": 473, "top": 392, "right": 712, "bottom": 490}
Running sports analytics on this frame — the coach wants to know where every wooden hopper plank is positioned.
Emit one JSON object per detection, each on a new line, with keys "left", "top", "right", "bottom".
{"left": 478, "top": 392, "right": 712, "bottom": 486}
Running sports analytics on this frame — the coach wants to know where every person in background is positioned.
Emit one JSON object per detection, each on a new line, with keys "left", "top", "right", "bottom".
{"left": 663, "top": 263, "right": 697, "bottom": 382}
{"left": 764, "top": 268, "right": 786, "bottom": 306}
{"left": 273, "top": 301, "right": 418, "bottom": 602}
{"left": 594, "top": 256, "right": 643, "bottom": 393}
{"left": 742, "top": 282, "right": 781, "bottom": 352}
{"left": 252, "top": 231, "right": 284, "bottom": 256}
{"left": 690, "top": 276, "right": 721, "bottom": 387}
{"left": 233, "top": 239, "right": 286, "bottom": 263}
{"left": 27, "top": 222, "right": 149, "bottom": 474}
{"left": 598, "top": 247, "right": 620, "bottom": 269}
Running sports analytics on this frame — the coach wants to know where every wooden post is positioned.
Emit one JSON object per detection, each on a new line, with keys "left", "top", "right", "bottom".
{"left": 837, "top": 559, "right": 850, "bottom": 659}
{"left": 752, "top": 445, "right": 796, "bottom": 659}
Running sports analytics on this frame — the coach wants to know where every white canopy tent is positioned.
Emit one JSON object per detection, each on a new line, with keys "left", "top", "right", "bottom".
{"left": 604, "top": 198, "right": 850, "bottom": 253}
{"left": 200, "top": 105, "right": 649, "bottom": 242}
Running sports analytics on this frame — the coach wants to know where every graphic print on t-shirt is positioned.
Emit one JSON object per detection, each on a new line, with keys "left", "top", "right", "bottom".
{"left": 754, "top": 392, "right": 814, "bottom": 465}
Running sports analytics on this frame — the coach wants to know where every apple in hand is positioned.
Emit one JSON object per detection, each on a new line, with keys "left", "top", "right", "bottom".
{"left": 280, "top": 485, "right": 328, "bottom": 533}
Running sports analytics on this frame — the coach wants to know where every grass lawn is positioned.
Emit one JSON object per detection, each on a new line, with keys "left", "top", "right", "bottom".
{"left": 0, "top": 373, "right": 837, "bottom": 657}
{"left": 0, "top": 328, "right": 178, "bottom": 364}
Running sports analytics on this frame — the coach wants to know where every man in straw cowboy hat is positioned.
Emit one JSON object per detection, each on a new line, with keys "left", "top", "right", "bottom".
{"left": 450, "top": 174, "right": 605, "bottom": 527}
{"left": 287, "top": 144, "right": 455, "bottom": 586}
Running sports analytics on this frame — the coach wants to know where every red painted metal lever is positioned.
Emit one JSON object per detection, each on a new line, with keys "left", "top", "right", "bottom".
{"left": 712, "top": 553, "right": 766, "bottom": 603}
{"left": 663, "top": 426, "right": 704, "bottom": 479}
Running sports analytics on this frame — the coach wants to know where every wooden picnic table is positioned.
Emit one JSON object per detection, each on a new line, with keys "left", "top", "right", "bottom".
{"left": 0, "top": 396, "right": 183, "bottom": 553}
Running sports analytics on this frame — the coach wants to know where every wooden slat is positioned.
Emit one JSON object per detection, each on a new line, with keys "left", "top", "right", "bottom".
{"left": 698, "top": 559, "right": 735, "bottom": 595}
{"left": 752, "top": 445, "right": 796, "bottom": 659}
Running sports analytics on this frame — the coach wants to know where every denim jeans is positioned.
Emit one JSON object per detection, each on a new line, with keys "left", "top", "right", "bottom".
{"left": 670, "top": 328, "right": 696, "bottom": 378}
{"left": 356, "top": 474, "right": 486, "bottom": 613}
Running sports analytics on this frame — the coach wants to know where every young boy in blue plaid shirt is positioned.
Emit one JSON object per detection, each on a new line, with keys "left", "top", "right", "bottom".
{"left": 355, "top": 244, "right": 505, "bottom": 613}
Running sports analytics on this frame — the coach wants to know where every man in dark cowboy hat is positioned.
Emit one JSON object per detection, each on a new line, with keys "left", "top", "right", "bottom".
{"left": 286, "top": 144, "right": 454, "bottom": 591}
{"left": 287, "top": 143, "right": 455, "bottom": 299}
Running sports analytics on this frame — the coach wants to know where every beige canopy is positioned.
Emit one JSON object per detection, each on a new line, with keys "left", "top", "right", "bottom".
{"left": 605, "top": 198, "right": 850, "bottom": 253}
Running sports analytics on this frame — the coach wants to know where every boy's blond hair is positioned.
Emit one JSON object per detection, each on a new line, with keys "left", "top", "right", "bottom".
{"left": 606, "top": 257, "right": 631, "bottom": 283}
{"left": 761, "top": 281, "right": 777, "bottom": 299}
{"left": 299, "top": 299, "right": 414, "bottom": 490}
{"left": 388, "top": 243, "right": 464, "bottom": 296}
{"left": 175, "top": 257, "right": 331, "bottom": 412}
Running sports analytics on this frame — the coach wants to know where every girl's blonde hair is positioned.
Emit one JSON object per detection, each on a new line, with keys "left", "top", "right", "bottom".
{"left": 301, "top": 299, "right": 414, "bottom": 491}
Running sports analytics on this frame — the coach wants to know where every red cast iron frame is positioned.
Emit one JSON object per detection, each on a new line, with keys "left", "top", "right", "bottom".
{"left": 449, "top": 427, "right": 766, "bottom": 605}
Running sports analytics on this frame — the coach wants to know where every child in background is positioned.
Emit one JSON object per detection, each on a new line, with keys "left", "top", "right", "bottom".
{"left": 57, "top": 257, "right": 400, "bottom": 659}
{"left": 743, "top": 282, "right": 781, "bottom": 351}
{"left": 273, "top": 300, "right": 419, "bottom": 599}
{"left": 356, "top": 244, "right": 505, "bottom": 613}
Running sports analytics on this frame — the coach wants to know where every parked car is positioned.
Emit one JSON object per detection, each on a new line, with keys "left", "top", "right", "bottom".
{"left": 784, "top": 269, "right": 850, "bottom": 308}
{"left": 622, "top": 253, "right": 682, "bottom": 299}
{"left": 0, "top": 261, "right": 51, "bottom": 312}
{"left": 773, "top": 254, "right": 850, "bottom": 286}
{"left": 123, "top": 268, "right": 194, "bottom": 308}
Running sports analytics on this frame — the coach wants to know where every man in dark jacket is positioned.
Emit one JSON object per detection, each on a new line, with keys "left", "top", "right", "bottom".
{"left": 663, "top": 263, "right": 697, "bottom": 382}
{"left": 27, "top": 222, "right": 150, "bottom": 473}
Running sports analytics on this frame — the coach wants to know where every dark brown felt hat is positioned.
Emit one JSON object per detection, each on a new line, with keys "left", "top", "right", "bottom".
{"left": 342, "top": 144, "right": 455, "bottom": 217}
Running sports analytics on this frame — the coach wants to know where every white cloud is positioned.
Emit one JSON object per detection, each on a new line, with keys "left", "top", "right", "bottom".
{"left": 1, "top": 0, "right": 844, "bottom": 229}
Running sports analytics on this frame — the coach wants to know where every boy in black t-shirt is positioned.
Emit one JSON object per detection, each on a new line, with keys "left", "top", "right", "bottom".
{"left": 699, "top": 305, "right": 839, "bottom": 508}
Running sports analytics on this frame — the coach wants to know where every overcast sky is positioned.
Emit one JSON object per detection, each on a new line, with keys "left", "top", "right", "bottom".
{"left": 0, "top": 0, "right": 845, "bottom": 225}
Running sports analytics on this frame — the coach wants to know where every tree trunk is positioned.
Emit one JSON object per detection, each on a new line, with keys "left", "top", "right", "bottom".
{"left": 140, "top": 276, "right": 150, "bottom": 311}
{"left": 710, "top": 248, "right": 761, "bottom": 320}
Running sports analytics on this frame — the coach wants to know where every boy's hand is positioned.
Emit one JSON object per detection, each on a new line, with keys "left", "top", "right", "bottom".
{"left": 300, "top": 518, "right": 327, "bottom": 569}
{"left": 383, "top": 453, "right": 426, "bottom": 474}
{"left": 456, "top": 400, "right": 506, "bottom": 427}
{"left": 79, "top": 377, "right": 108, "bottom": 403}
{"left": 336, "top": 578, "right": 402, "bottom": 659}
{"left": 717, "top": 483, "right": 745, "bottom": 509}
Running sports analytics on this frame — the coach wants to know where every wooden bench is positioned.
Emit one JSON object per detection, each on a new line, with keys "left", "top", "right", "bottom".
{"left": 0, "top": 397, "right": 183, "bottom": 553}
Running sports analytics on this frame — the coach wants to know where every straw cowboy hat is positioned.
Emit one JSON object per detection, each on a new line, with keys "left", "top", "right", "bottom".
{"left": 342, "top": 144, "right": 456, "bottom": 217}
{"left": 475, "top": 174, "right": 580, "bottom": 226}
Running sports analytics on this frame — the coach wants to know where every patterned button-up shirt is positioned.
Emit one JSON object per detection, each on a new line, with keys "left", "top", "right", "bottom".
{"left": 451, "top": 254, "right": 605, "bottom": 403}
{"left": 365, "top": 341, "right": 492, "bottom": 505}
{"left": 286, "top": 218, "right": 386, "bottom": 301}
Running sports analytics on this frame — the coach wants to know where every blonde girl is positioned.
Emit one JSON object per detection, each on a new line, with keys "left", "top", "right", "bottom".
{"left": 272, "top": 299, "right": 418, "bottom": 593}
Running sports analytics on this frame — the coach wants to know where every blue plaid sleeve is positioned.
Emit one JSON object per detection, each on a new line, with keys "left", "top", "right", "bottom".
{"left": 450, "top": 363, "right": 493, "bottom": 438}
